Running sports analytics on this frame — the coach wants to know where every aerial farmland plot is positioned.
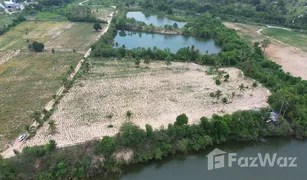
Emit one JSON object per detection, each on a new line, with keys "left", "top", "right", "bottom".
{"left": 0, "top": 21, "right": 107, "bottom": 51}
{"left": 22, "top": 59, "right": 271, "bottom": 148}
{"left": 0, "top": 52, "right": 82, "bottom": 151}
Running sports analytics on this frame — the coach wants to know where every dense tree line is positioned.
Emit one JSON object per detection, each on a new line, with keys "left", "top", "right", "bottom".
{"left": 114, "top": 0, "right": 307, "bottom": 29}
{"left": 0, "top": 15, "right": 26, "bottom": 35}
{"left": 22, "top": 0, "right": 105, "bottom": 23}
{"left": 0, "top": 109, "right": 294, "bottom": 179}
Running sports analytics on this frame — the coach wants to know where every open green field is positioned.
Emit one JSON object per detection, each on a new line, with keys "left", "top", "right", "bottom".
{"left": 0, "top": 52, "right": 82, "bottom": 151}
{"left": 34, "top": 12, "right": 68, "bottom": 21}
{"left": 261, "top": 28, "right": 307, "bottom": 52}
{"left": 46, "top": 22, "right": 106, "bottom": 51}
{"left": 0, "top": 21, "right": 105, "bottom": 51}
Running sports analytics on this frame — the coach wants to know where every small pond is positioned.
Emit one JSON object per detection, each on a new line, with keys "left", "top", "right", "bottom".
{"left": 126, "top": 11, "right": 186, "bottom": 28}
{"left": 114, "top": 30, "right": 222, "bottom": 54}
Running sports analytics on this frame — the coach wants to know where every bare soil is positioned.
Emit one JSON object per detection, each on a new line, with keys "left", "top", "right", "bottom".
{"left": 224, "top": 22, "right": 307, "bottom": 80}
{"left": 21, "top": 61, "right": 270, "bottom": 148}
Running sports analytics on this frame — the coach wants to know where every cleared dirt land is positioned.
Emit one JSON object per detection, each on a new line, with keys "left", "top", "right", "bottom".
{"left": 224, "top": 22, "right": 307, "bottom": 80}
{"left": 22, "top": 60, "right": 271, "bottom": 148}
{"left": 0, "top": 21, "right": 107, "bottom": 51}
{"left": 0, "top": 52, "right": 82, "bottom": 152}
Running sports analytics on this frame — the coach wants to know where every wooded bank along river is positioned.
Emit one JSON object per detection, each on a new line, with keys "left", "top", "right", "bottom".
{"left": 120, "top": 138, "right": 307, "bottom": 180}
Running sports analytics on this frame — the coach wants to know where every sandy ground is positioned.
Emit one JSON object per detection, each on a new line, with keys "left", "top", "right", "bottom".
{"left": 224, "top": 22, "right": 307, "bottom": 80}
{"left": 20, "top": 61, "right": 270, "bottom": 149}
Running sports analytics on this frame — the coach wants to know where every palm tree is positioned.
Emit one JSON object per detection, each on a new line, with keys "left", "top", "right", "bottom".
{"left": 106, "top": 113, "right": 113, "bottom": 127}
{"left": 25, "top": 125, "right": 35, "bottom": 136}
{"left": 48, "top": 120, "right": 56, "bottom": 134}
{"left": 261, "top": 39, "right": 271, "bottom": 54}
{"left": 239, "top": 83, "right": 245, "bottom": 95}
{"left": 217, "top": 71, "right": 223, "bottom": 80}
{"left": 165, "top": 58, "right": 172, "bottom": 69}
{"left": 221, "top": 97, "right": 228, "bottom": 112}
{"left": 215, "top": 90, "right": 222, "bottom": 102}
{"left": 251, "top": 81, "right": 258, "bottom": 96}
{"left": 224, "top": 74, "right": 230, "bottom": 82}
{"left": 126, "top": 111, "right": 132, "bottom": 122}
{"left": 231, "top": 92, "right": 236, "bottom": 102}
{"left": 25, "top": 125, "right": 31, "bottom": 133}
{"left": 135, "top": 58, "right": 141, "bottom": 68}
{"left": 144, "top": 59, "right": 150, "bottom": 68}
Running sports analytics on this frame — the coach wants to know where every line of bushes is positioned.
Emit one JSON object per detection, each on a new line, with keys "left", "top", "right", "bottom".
{"left": 0, "top": 109, "right": 293, "bottom": 179}
{"left": 0, "top": 15, "right": 26, "bottom": 35}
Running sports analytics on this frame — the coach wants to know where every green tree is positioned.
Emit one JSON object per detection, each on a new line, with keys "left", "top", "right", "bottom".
{"left": 200, "top": 117, "right": 212, "bottom": 135}
{"left": 29, "top": 41, "right": 44, "bottom": 52}
{"left": 215, "top": 90, "right": 222, "bottom": 101}
{"left": 144, "top": 58, "right": 150, "bottom": 67}
{"left": 48, "top": 120, "right": 56, "bottom": 134}
{"left": 173, "top": 22, "right": 178, "bottom": 29}
{"left": 52, "top": 48, "right": 55, "bottom": 54}
{"left": 224, "top": 74, "right": 230, "bottom": 82}
{"left": 135, "top": 58, "right": 141, "bottom": 68}
{"left": 165, "top": 57, "right": 172, "bottom": 68}
{"left": 212, "top": 119, "right": 230, "bottom": 143}
{"left": 100, "top": 136, "right": 116, "bottom": 157}
{"left": 251, "top": 81, "right": 258, "bottom": 95}
{"left": 215, "top": 79, "right": 221, "bottom": 85}
{"left": 175, "top": 114, "right": 189, "bottom": 126}
{"left": 24, "top": 125, "right": 35, "bottom": 136}
{"left": 239, "top": 83, "right": 245, "bottom": 94}
{"left": 145, "top": 124, "right": 153, "bottom": 136}
{"left": 106, "top": 113, "right": 113, "bottom": 127}
{"left": 93, "top": 23, "right": 102, "bottom": 31}
{"left": 261, "top": 39, "right": 271, "bottom": 54}
{"left": 126, "top": 110, "right": 132, "bottom": 121}
{"left": 221, "top": 97, "right": 228, "bottom": 111}
{"left": 46, "top": 139, "right": 57, "bottom": 152}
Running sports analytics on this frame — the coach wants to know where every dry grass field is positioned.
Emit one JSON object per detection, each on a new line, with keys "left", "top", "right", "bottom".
{"left": 0, "top": 21, "right": 106, "bottom": 51}
{"left": 0, "top": 52, "right": 82, "bottom": 151}
{"left": 22, "top": 59, "right": 270, "bottom": 148}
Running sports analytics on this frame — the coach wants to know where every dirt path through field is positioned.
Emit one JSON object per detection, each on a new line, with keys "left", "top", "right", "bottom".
{"left": 224, "top": 22, "right": 307, "bottom": 80}
{"left": 0, "top": 11, "right": 115, "bottom": 159}
{"left": 0, "top": 50, "right": 20, "bottom": 66}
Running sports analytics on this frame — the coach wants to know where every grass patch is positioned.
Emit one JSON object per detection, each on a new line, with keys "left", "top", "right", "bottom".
{"left": 261, "top": 28, "right": 307, "bottom": 51}
{"left": 35, "top": 12, "right": 68, "bottom": 21}
{"left": 0, "top": 51, "right": 82, "bottom": 151}
{"left": 46, "top": 22, "right": 105, "bottom": 51}
{"left": 0, "top": 21, "right": 103, "bottom": 51}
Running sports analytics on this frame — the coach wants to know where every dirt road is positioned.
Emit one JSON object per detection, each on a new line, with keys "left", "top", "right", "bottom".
{"left": 224, "top": 22, "right": 307, "bottom": 80}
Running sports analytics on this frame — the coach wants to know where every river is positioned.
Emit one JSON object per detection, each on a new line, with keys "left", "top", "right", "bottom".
{"left": 126, "top": 11, "right": 186, "bottom": 28}
{"left": 114, "top": 30, "right": 221, "bottom": 54}
{"left": 121, "top": 138, "right": 307, "bottom": 180}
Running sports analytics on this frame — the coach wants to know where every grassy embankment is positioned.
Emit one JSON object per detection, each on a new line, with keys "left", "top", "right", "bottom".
{"left": 261, "top": 28, "right": 307, "bottom": 52}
